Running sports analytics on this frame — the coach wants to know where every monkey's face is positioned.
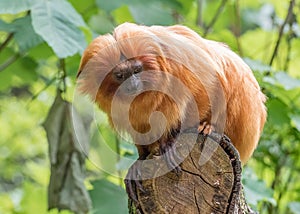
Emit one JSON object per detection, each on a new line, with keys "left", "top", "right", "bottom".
{"left": 111, "top": 58, "right": 144, "bottom": 96}
{"left": 96, "top": 53, "right": 170, "bottom": 102}
{"left": 95, "top": 55, "right": 172, "bottom": 136}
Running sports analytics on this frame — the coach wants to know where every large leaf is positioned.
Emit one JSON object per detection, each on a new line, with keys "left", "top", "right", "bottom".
{"left": 31, "top": 0, "right": 87, "bottom": 58}
{"left": 0, "top": 20, "right": 14, "bottom": 32}
{"left": 89, "top": 179, "right": 128, "bottom": 214}
{"left": 0, "top": 0, "right": 38, "bottom": 14}
{"left": 12, "top": 16, "right": 44, "bottom": 52}
{"left": 0, "top": 16, "right": 43, "bottom": 52}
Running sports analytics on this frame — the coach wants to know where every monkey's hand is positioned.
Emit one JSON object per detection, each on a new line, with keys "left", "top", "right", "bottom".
{"left": 198, "top": 121, "right": 215, "bottom": 135}
{"left": 159, "top": 127, "right": 182, "bottom": 174}
{"left": 124, "top": 161, "right": 145, "bottom": 206}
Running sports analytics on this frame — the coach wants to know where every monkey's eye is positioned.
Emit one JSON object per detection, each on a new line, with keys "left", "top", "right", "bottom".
{"left": 115, "top": 72, "right": 123, "bottom": 80}
{"left": 133, "top": 64, "right": 142, "bottom": 74}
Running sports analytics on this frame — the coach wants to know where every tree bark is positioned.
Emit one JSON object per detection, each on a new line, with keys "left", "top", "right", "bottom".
{"left": 126, "top": 131, "right": 256, "bottom": 214}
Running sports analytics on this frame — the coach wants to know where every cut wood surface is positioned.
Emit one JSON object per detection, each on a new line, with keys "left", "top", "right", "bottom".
{"left": 127, "top": 132, "right": 256, "bottom": 214}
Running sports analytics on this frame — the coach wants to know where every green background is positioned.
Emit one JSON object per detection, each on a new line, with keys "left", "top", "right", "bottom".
{"left": 0, "top": 0, "right": 300, "bottom": 213}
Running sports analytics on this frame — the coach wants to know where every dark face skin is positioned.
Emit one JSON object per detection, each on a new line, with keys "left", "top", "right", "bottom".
{"left": 112, "top": 59, "right": 144, "bottom": 95}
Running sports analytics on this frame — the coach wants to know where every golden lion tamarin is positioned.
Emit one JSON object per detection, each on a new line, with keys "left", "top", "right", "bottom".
{"left": 77, "top": 23, "right": 266, "bottom": 169}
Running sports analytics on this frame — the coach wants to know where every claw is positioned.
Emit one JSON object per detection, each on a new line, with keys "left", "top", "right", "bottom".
{"left": 124, "top": 178, "right": 138, "bottom": 203}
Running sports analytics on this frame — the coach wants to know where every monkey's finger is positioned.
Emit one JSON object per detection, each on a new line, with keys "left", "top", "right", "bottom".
{"left": 198, "top": 122, "right": 215, "bottom": 135}
{"left": 124, "top": 178, "right": 138, "bottom": 203}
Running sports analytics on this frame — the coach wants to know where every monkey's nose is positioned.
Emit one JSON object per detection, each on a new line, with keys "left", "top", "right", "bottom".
{"left": 124, "top": 74, "right": 143, "bottom": 95}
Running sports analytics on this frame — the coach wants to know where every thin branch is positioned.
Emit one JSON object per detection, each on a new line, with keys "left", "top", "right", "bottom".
{"left": 269, "top": 0, "right": 295, "bottom": 66}
{"left": 28, "top": 76, "right": 56, "bottom": 103}
{"left": 203, "top": 0, "right": 228, "bottom": 37}
{"left": 58, "top": 58, "right": 67, "bottom": 93}
{"left": 0, "top": 54, "right": 21, "bottom": 72}
{"left": 233, "top": 0, "right": 243, "bottom": 56}
{"left": 196, "top": 0, "right": 204, "bottom": 27}
{"left": 0, "top": 32, "right": 14, "bottom": 52}
{"left": 284, "top": 35, "right": 292, "bottom": 71}
{"left": 284, "top": 22, "right": 295, "bottom": 71}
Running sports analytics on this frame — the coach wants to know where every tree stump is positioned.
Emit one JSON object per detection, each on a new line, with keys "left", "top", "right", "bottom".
{"left": 126, "top": 131, "right": 256, "bottom": 214}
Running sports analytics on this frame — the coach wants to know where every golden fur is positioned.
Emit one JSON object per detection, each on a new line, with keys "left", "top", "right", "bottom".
{"left": 77, "top": 23, "right": 266, "bottom": 163}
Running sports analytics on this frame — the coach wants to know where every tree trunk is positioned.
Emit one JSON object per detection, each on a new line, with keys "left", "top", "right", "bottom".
{"left": 126, "top": 131, "right": 256, "bottom": 214}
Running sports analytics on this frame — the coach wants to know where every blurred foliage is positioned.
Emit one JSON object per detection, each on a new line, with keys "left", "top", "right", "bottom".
{"left": 0, "top": 0, "right": 300, "bottom": 213}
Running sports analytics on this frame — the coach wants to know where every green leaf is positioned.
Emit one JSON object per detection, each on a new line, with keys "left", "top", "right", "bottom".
{"left": 31, "top": 0, "right": 87, "bottom": 58}
{"left": 109, "top": 0, "right": 175, "bottom": 25}
{"left": 244, "top": 58, "right": 272, "bottom": 74}
{"left": 65, "top": 54, "right": 82, "bottom": 77}
{"left": 89, "top": 179, "right": 128, "bottom": 214}
{"left": 129, "top": 2, "right": 174, "bottom": 25}
{"left": 291, "top": 115, "right": 300, "bottom": 132}
{"left": 0, "top": 0, "right": 38, "bottom": 14}
{"left": 0, "top": 20, "right": 14, "bottom": 32}
{"left": 0, "top": 16, "right": 43, "bottom": 52}
{"left": 88, "top": 12, "right": 115, "bottom": 34}
{"left": 69, "top": 0, "right": 97, "bottom": 20}
{"left": 241, "top": 29, "right": 275, "bottom": 61}
{"left": 274, "top": 72, "right": 300, "bottom": 90}
{"left": 207, "top": 29, "right": 237, "bottom": 50}
{"left": 176, "top": 0, "right": 193, "bottom": 13}
{"left": 244, "top": 177, "right": 276, "bottom": 206}
{"left": 27, "top": 42, "right": 54, "bottom": 59}
{"left": 12, "top": 16, "right": 44, "bottom": 52}
{"left": 96, "top": 0, "right": 125, "bottom": 12}
{"left": 79, "top": 26, "right": 93, "bottom": 44}
{"left": 14, "top": 56, "right": 38, "bottom": 82}
{"left": 288, "top": 202, "right": 300, "bottom": 214}
{"left": 112, "top": 6, "right": 134, "bottom": 24}
{"left": 160, "top": 0, "right": 182, "bottom": 11}
{"left": 266, "top": 99, "right": 290, "bottom": 126}
{"left": 0, "top": 48, "right": 38, "bottom": 91}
